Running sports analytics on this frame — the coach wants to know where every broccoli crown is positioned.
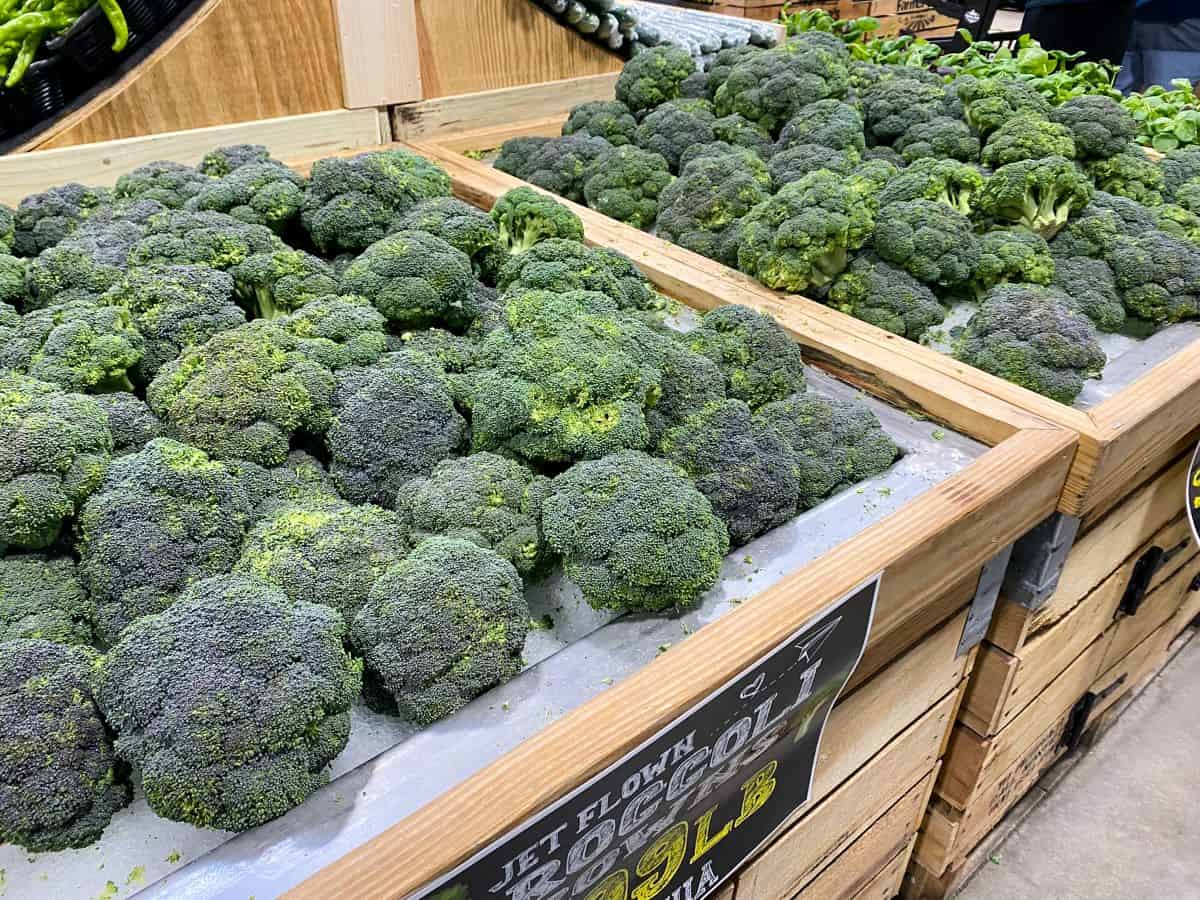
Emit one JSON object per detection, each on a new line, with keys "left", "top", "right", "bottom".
{"left": 186, "top": 161, "right": 306, "bottom": 233}
{"left": 0, "top": 252, "right": 23, "bottom": 308}
{"left": 399, "top": 452, "right": 553, "bottom": 577}
{"left": 114, "top": 161, "right": 211, "bottom": 209}
{"left": 12, "top": 183, "right": 112, "bottom": 257}
{"left": 397, "top": 196, "right": 505, "bottom": 281}
{"left": 231, "top": 247, "right": 340, "bottom": 320}
{"left": 0, "top": 203, "right": 14, "bottom": 252}
{"left": 542, "top": 449, "right": 729, "bottom": 612}
{"left": 1051, "top": 256, "right": 1126, "bottom": 332}
{"left": 95, "top": 574, "right": 361, "bottom": 831}
{"left": 495, "top": 238, "right": 642, "bottom": 308}
{"left": 342, "top": 230, "right": 477, "bottom": 329}
{"left": 756, "top": 394, "right": 901, "bottom": 508}
{"left": 0, "top": 299, "right": 144, "bottom": 394}
{"left": 656, "top": 155, "right": 771, "bottom": 267}
{"left": 1108, "top": 231, "right": 1200, "bottom": 324}
{"left": 777, "top": 99, "right": 866, "bottom": 154}
{"left": 851, "top": 156, "right": 902, "bottom": 191}
{"left": 615, "top": 45, "right": 696, "bottom": 114}
{"left": 583, "top": 145, "right": 674, "bottom": 229}
{"left": 955, "top": 284, "right": 1105, "bottom": 403}
{"left": 679, "top": 142, "right": 772, "bottom": 188}
{"left": 896, "top": 117, "right": 981, "bottom": 164}
{"left": 829, "top": 253, "right": 946, "bottom": 339}
{"left": 0, "top": 554, "right": 93, "bottom": 645}
{"left": 490, "top": 186, "right": 585, "bottom": 255}
{"left": 714, "top": 46, "right": 850, "bottom": 137}
{"left": 326, "top": 352, "right": 466, "bottom": 506}
{"left": 685, "top": 304, "right": 806, "bottom": 408}
{"left": 981, "top": 114, "right": 1077, "bottom": 168}
{"left": 769, "top": 143, "right": 861, "bottom": 190}
{"left": 460, "top": 290, "right": 662, "bottom": 463}
{"left": 705, "top": 45, "right": 765, "bottom": 100}
{"left": 977, "top": 156, "right": 1094, "bottom": 240}
{"left": 633, "top": 104, "right": 716, "bottom": 172}
{"left": 658, "top": 398, "right": 800, "bottom": 546}
{"left": 1049, "top": 95, "right": 1135, "bottom": 160}
{"left": 647, "top": 341, "right": 727, "bottom": 443}
{"left": 971, "top": 228, "right": 1055, "bottom": 298}
{"left": 1154, "top": 203, "right": 1200, "bottom": 246}
{"left": 874, "top": 199, "right": 980, "bottom": 290}
{"left": 301, "top": 150, "right": 453, "bottom": 254}
{"left": 494, "top": 137, "right": 552, "bottom": 180}
{"left": 589, "top": 245, "right": 663, "bottom": 312}
{"left": 243, "top": 449, "right": 341, "bottom": 521}
{"left": 506, "top": 135, "right": 614, "bottom": 204}
{"left": 399, "top": 326, "right": 480, "bottom": 374}
{"left": 955, "top": 75, "right": 1052, "bottom": 137}
{"left": 147, "top": 319, "right": 335, "bottom": 466}
{"left": 77, "top": 438, "right": 253, "bottom": 644}
{"left": 1048, "top": 192, "right": 1154, "bottom": 260}
{"left": 198, "top": 144, "right": 274, "bottom": 177}
{"left": 129, "top": 209, "right": 284, "bottom": 271}
{"left": 860, "top": 77, "right": 947, "bottom": 146}
{"left": 236, "top": 499, "right": 409, "bottom": 622}
{"left": 352, "top": 536, "right": 527, "bottom": 724}
{"left": 1175, "top": 179, "right": 1200, "bottom": 214}
{"left": 91, "top": 392, "right": 164, "bottom": 456}
{"left": 679, "top": 71, "right": 710, "bottom": 100}
{"left": 23, "top": 237, "right": 128, "bottom": 310}
{"left": 563, "top": 100, "right": 639, "bottom": 146}
{"left": 877, "top": 157, "right": 985, "bottom": 216}
{"left": 1160, "top": 147, "right": 1200, "bottom": 201}
{"left": 0, "top": 373, "right": 112, "bottom": 552}
{"left": 1085, "top": 150, "right": 1165, "bottom": 206}
{"left": 737, "top": 170, "right": 876, "bottom": 292}
{"left": 0, "top": 639, "right": 130, "bottom": 852}
{"left": 278, "top": 294, "right": 387, "bottom": 371}
{"left": 100, "top": 264, "right": 245, "bottom": 382}
{"left": 711, "top": 114, "right": 776, "bottom": 159}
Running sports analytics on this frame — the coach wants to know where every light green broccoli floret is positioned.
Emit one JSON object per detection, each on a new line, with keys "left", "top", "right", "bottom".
{"left": 185, "top": 162, "right": 306, "bottom": 233}
{"left": 877, "top": 157, "right": 985, "bottom": 216}
{"left": 873, "top": 198, "right": 980, "bottom": 290}
{"left": 980, "top": 114, "right": 1077, "bottom": 167}
{"left": 584, "top": 145, "right": 674, "bottom": 230}
{"left": 397, "top": 196, "right": 505, "bottom": 282}
{"left": 278, "top": 295, "right": 388, "bottom": 371}
{"left": 1085, "top": 149, "right": 1165, "bottom": 207}
{"left": 114, "top": 161, "right": 211, "bottom": 209}
{"left": 563, "top": 100, "right": 638, "bottom": 146}
{"left": 976, "top": 156, "right": 1093, "bottom": 240}
{"left": 616, "top": 45, "right": 696, "bottom": 115}
{"left": 685, "top": 304, "right": 806, "bottom": 408}
{"left": 490, "top": 187, "right": 584, "bottom": 254}
{"left": 0, "top": 555, "right": 93, "bottom": 645}
{"left": 231, "top": 248, "right": 340, "bottom": 320}
{"left": 896, "top": 117, "right": 981, "bottom": 163}
{"left": 971, "top": 229, "right": 1056, "bottom": 299}
{"left": 715, "top": 47, "right": 850, "bottom": 137}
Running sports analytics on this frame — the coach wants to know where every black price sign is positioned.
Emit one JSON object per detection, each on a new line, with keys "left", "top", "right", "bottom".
{"left": 1189, "top": 441, "right": 1200, "bottom": 547}
{"left": 414, "top": 575, "right": 880, "bottom": 900}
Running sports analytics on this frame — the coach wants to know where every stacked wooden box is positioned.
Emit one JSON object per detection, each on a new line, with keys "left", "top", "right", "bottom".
{"left": 838, "top": 0, "right": 960, "bottom": 37}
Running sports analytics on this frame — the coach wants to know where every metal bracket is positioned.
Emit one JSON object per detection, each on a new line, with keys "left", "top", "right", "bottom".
{"left": 958, "top": 543, "right": 1014, "bottom": 657}
{"left": 1119, "top": 539, "right": 1192, "bottom": 617}
{"left": 1003, "top": 513, "right": 1082, "bottom": 610}
{"left": 1060, "top": 676, "right": 1127, "bottom": 752}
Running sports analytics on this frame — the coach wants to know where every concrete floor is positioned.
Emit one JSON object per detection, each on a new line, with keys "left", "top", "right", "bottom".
{"left": 958, "top": 636, "right": 1200, "bottom": 900}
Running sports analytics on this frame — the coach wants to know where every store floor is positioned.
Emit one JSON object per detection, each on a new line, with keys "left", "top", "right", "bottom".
{"left": 957, "top": 634, "right": 1200, "bottom": 900}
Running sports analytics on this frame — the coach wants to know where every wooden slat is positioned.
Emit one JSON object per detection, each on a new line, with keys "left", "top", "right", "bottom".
{"left": 333, "top": 0, "right": 423, "bottom": 107}
{"left": 1090, "top": 604, "right": 1195, "bottom": 723}
{"left": 1101, "top": 540, "right": 1200, "bottom": 673}
{"left": 849, "top": 841, "right": 916, "bottom": 900}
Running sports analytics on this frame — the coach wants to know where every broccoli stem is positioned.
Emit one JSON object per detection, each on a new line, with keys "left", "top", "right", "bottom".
{"left": 253, "top": 286, "right": 282, "bottom": 321}
{"left": 811, "top": 248, "right": 848, "bottom": 287}
{"left": 96, "top": 372, "right": 136, "bottom": 394}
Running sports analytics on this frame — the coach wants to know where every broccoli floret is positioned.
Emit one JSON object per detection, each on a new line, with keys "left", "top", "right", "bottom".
{"left": 590, "top": 245, "right": 664, "bottom": 312}
{"left": 1051, "top": 256, "right": 1126, "bottom": 332}
{"left": 301, "top": 150, "right": 452, "bottom": 254}
{"left": 245, "top": 450, "right": 341, "bottom": 521}
{"left": 1108, "top": 232, "right": 1200, "bottom": 324}
{"left": 785, "top": 30, "right": 852, "bottom": 61}
{"left": 147, "top": 320, "right": 335, "bottom": 466}
{"left": 685, "top": 304, "right": 806, "bottom": 408}
{"left": 128, "top": 209, "right": 283, "bottom": 271}
{"left": 954, "top": 75, "right": 1052, "bottom": 138}
{"left": 397, "top": 197, "right": 505, "bottom": 282}
{"left": 878, "top": 157, "right": 985, "bottom": 215}
{"left": 12, "top": 183, "right": 112, "bottom": 256}
{"left": 23, "top": 227, "right": 137, "bottom": 310}
{"left": 459, "top": 290, "right": 661, "bottom": 463}
{"left": 615, "top": 45, "right": 696, "bottom": 115}
{"left": 563, "top": 100, "right": 639, "bottom": 145}
{"left": 756, "top": 394, "right": 901, "bottom": 508}
{"left": 1159, "top": 147, "right": 1200, "bottom": 200}
{"left": 583, "top": 145, "right": 674, "bottom": 229}
{"left": 0, "top": 555, "right": 93, "bottom": 645}
{"left": 490, "top": 187, "right": 585, "bottom": 256}
{"left": 231, "top": 248, "right": 340, "bottom": 320}
{"left": 342, "top": 231, "right": 477, "bottom": 330}
{"left": 860, "top": 77, "right": 947, "bottom": 146}
{"left": 777, "top": 99, "right": 866, "bottom": 154}
{"left": 0, "top": 374, "right": 111, "bottom": 552}
{"left": 977, "top": 156, "right": 1094, "bottom": 240}
{"left": 399, "top": 452, "right": 553, "bottom": 577}
{"left": 633, "top": 104, "right": 716, "bottom": 172}
{"left": 657, "top": 155, "right": 771, "bottom": 267}
{"left": 711, "top": 114, "right": 776, "bottom": 159}
{"left": 95, "top": 574, "right": 360, "bottom": 831}
{"left": 0, "top": 203, "right": 14, "bottom": 252}
{"left": 278, "top": 295, "right": 387, "bottom": 371}
{"left": 542, "top": 450, "right": 729, "bottom": 612}
{"left": 705, "top": 45, "right": 764, "bottom": 100}
{"left": 1154, "top": 203, "right": 1200, "bottom": 245}
{"left": 326, "top": 352, "right": 466, "bottom": 505}
{"left": 646, "top": 340, "right": 727, "bottom": 443}
{"left": 896, "top": 117, "right": 981, "bottom": 164}
{"left": 198, "top": 144, "right": 274, "bottom": 177}
{"left": 1048, "top": 191, "right": 1156, "bottom": 259}
{"left": 495, "top": 238, "right": 644, "bottom": 308}
{"left": 737, "top": 170, "right": 875, "bottom": 291}
{"left": 1085, "top": 150, "right": 1165, "bottom": 206}
{"left": 352, "top": 536, "right": 526, "bottom": 723}
{"left": 851, "top": 157, "right": 902, "bottom": 191}
{"left": 494, "top": 137, "right": 551, "bottom": 180}
{"left": 100, "top": 264, "right": 245, "bottom": 382}
{"left": 1175, "top": 179, "right": 1200, "bottom": 214}
{"left": 113, "top": 161, "right": 210, "bottom": 210}
{"left": 981, "top": 114, "right": 1077, "bottom": 168}
{"left": 678, "top": 142, "right": 772, "bottom": 189}
{"left": 971, "top": 229, "right": 1055, "bottom": 299}
{"left": 862, "top": 145, "right": 907, "bottom": 168}
{"left": 91, "top": 392, "right": 163, "bottom": 457}
{"left": 714, "top": 46, "right": 850, "bottom": 137}
{"left": 185, "top": 162, "right": 306, "bottom": 233}
{"left": 768, "top": 144, "right": 861, "bottom": 190}
{"left": 398, "top": 327, "right": 480, "bottom": 374}
{"left": 828, "top": 254, "right": 946, "bottom": 339}
{"left": 679, "top": 70, "right": 710, "bottom": 100}
{"left": 0, "top": 640, "right": 130, "bottom": 852}
{"left": 1049, "top": 96, "right": 1135, "bottom": 160}
{"left": 874, "top": 198, "right": 980, "bottom": 291}
{"left": 510, "top": 135, "right": 615, "bottom": 204}
{"left": 955, "top": 284, "right": 1105, "bottom": 403}
{"left": 0, "top": 252, "right": 23, "bottom": 308}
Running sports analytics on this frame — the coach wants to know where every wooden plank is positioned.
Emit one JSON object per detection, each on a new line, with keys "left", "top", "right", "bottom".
{"left": 1090, "top": 608, "right": 1189, "bottom": 723}
{"left": 333, "top": 0, "right": 423, "bottom": 107}
{"left": 850, "top": 841, "right": 916, "bottom": 900}
{"left": 432, "top": 117, "right": 567, "bottom": 154}
{"left": 1101, "top": 542, "right": 1200, "bottom": 673}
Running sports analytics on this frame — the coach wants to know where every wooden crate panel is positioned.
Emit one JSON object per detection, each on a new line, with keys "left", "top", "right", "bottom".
{"left": 1102, "top": 548, "right": 1200, "bottom": 672}
{"left": 1090, "top": 609, "right": 1191, "bottom": 723}
{"left": 850, "top": 842, "right": 915, "bottom": 900}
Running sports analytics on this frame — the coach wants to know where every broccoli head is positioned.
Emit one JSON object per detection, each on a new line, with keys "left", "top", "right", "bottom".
{"left": 1159, "top": 147, "right": 1200, "bottom": 200}
{"left": 633, "top": 104, "right": 716, "bottom": 172}
{"left": 777, "top": 99, "right": 865, "bottom": 154}
{"left": 860, "top": 77, "right": 947, "bottom": 146}
{"left": 0, "top": 640, "right": 130, "bottom": 852}
{"left": 490, "top": 186, "right": 585, "bottom": 257}
{"left": 352, "top": 537, "right": 527, "bottom": 724}
{"left": 0, "top": 554, "right": 92, "bottom": 645}
{"left": 896, "top": 117, "right": 981, "bottom": 164}
{"left": 12, "top": 183, "right": 112, "bottom": 256}
{"left": 278, "top": 294, "right": 387, "bottom": 371}
{"left": 1154, "top": 203, "right": 1200, "bottom": 246}
{"left": 231, "top": 247, "right": 340, "bottom": 320}
{"left": 185, "top": 161, "right": 306, "bottom": 233}
{"left": 91, "top": 392, "right": 164, "bottom": 456}
{"left": 563, "top": 100, "right": 638, "bottom": 146}
{"left": 583, "top": 145, "right": 673, "bottom": 229}
{"left": 828, "top": 253, "right": 946, "bottom": 339}
{"left": 977, "top": 156, "right": 1094, "bottom": 240}
{"left": 1085, "top": 149, "right": 1165, "bottom": 206}
{"left": 615, "top": 45, "right": 696, "bottom": 115}
{"left": 398, "top": 326, "right": 480, "bottom": 374}
{"left": 198, "top": 144, "right": 274, "bottom": 177}
{"left": 705, "top": 45, "right": 764, "bottom": 100}
{"left": 971, "top": 229, "right": 1055, "bottom": 299}
{"left": 0, "top": 252, "right": 23, "bottom": 308}
{"left": 981, "top": 114, "right": 1077, "bottom": 168}
{"left": 1049, "top": 95, "right": 1135, "bottom": 160}
{"left": 768, "top": 143, "right": 861, "bottom": 190}
{"left": 685, "top": 304, "right": 806, "bottom": 408}
{"left": 397, "top": 196, "right": 505, "bottom": 282}
{"left": 23, "top": 239, "right": 126, "bottom": 310}
{"left": 1051, "top": 256, "right": 1126, "bottom": 332}
{"left": 955, "top": 284, "right": 1105, "bottom": 403}
{"left": 954, "top": 75, "right": 1052, "bottom": 137}
{"left": 1048, "top": 191, "right": 1155, "bottom": 259}
{"left": 128, "top": 209, "right": 283, "bottom": 271}
{"left": 646, "top": 340, "right": 727, "bottom": 444}
{"left": 656, "top": 154, "right": 771, "bottom": 267}
{"left": 679, "top": 142, "right": 772, "bottom": 189}
{"left": 714, "top": 46, "right": 850, "bottom": 137}
{"left": 95, "top": 574, "right": 361, "bottom": 831}
{"left": 495, "top": 238, "right": 643, "bottom": 308}
{"left": 114, "top": 160, "right": 211, "bottom": 209}
{"left": 504, "top": 135, "right": 614, "bottom": 204}
{"left": 494, "top": 137, "right": 551, "bottom": 180}
{"left": 874, "top": 198, "right": 980, "bottom": 290}
{"left": 0, "top": 203, "right": 14, "bottom": 252}
{"left": 1108, "top": 231, "right": 1200, "bottom": 324}
{"left": 877, "top": 157, "right": 985, "bottom": 216}
{"left": 542, "top": 450, "right": 729, "bottom": 612}
{"left": 590, "top": 245, "right": 664, "bottom": 312}
{"left": 711, "top": 114, "right": 776, "bottom": 159}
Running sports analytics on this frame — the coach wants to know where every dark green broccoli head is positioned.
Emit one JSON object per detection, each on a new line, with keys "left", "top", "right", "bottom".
{"left": 100, "top": 264, "right": 245, "bottom": 382}
{"left": 495, "top": 238, "right": 638, "bottom": 307}
{"left": 0, "top": 252, "right": 23, "bottom": 308}
{"left": 129, "top": 209, "right": 284, "bottom": 271}
{"left": 243, "top": 450, "right": 342, "bottom": 521}
{"left": 342, "top": 230, "right": 477, "bottom": 330}
{"left": 955, "top": 75, "right": 1052, "bottom": 137}
{"left": 777, "top": 99, "right": 866, "bottom": 155}
{"left": 563, "top": 100, "right": 639, "bottom": 145}
{"left": 615, "top": 45, "right": 697, "bottom": 115}
{"left": 12, "top": 183, "right": 112, "bottom": 256}
{"left": 326, "top": 352, "right": 467, "bottom": 506}
{"left": 678, "top": 142, "right": 772, "bottom": 189}
{"left": 829, "top": 253, "right": 946, "bottom": 339}
{"left": 494, "top": 137, "right": 550, "bottom": 180}
{"left": 686, "top": 304, "right": 806, "bottom": 408}
{"left": 583, "top": 145, "right": 674, "bottom": 229}
{"left": 589, "top": 245, "right": 663, "bottom": 312}
{"left": 646, "top": 340, "right": 727, "bottom": 444}
{"left": 874, "top": 199, "right": 980, "bottom": 290}
{"left": 399, "top": 452, "right": 553, "bottom": 578}
{"left": 147, "top": 320, "right": 336, "bottom": 466}
{"left": 1051, "top": 256, "right": 1125, "bottom": 332}
{"left": 0, "top": 555, "right": 93, "bottom": 645}
{"left": 1154, "top": 203, "right": 1200, "bottom": 246}
{"left": 705, "top": 45, "right": 765, "bottom": 100}
{"left": 784, "top": 30, "right": 852, "bottom": 61}
{"left": 278, "top": 294, "right": 387, "bottom": 371}
{"left": 1159, "top": 147, "right": 1200, "bottom": 200}
{"left": 0, "top": 639, "right": 130, "bottom": 852}
{"left": 398, "top": 196, "right": 505, "bottom": 282}
{"left": 679, "top": 70, "right": 710, "bottom": 100}
{"left": 542, "top": 449, "right": 729, "bottom": 612}
{"left": 301, "top": 150, "right": 453, "bottom": 254}
{"left": 91, "top": 392, "right": 164, "bottom": 456}
{"left": 398, "top": 326, "right": 481, "bottom": 374}
{"left": 633, "top": 104, "right": 716, "bottom": 172}
{"left": 231, "top": 247, "right": 340, "bottom": 320}
{"left": 490, "top": 186, "right": 585, "bottom": 255}
{"left": 114, "top": 160, "right": 211, "bottom": 209}
{"left": 657, "top": 155, "right": 771, "bottom": 267}
{"left": 860, "top": 77, "right": 947, "bottom": 146}
{"left": 955, "top": 284, "right": 1105, "bottom": 403}
{"left": 198, "top": 144, "right": 274, "bottom": 177}
{"left": 714, "top": 46, "right": 850, "bottom": 137}
{"left": 1108, "top": 231, "right": 1200, "bottom": 324}
{"left": 756, "top": 394, "right": 901, "bottom": 508}
{"left": 977, "top": 156, "right": 1094, "bottom": 240}
{"left": 1085, "top": 149, "right": 1165, "bottom": 206}
{"left": 185, "top": 161, "right": 306, "bottom": 233}
{"left": 77, "top": 438, "right": 254, "bottom": 644}
{"left": 0, "top": 203, "right": 14, "bottom": 252}
{"left": 23, "top": 233, "right": 132, "bottom": 310}
{"left": 95, "top": 574, "right": 361, "bottom": 831}
{"left": 971, "top": 228, "right": 1055, "bottom": 299}
{"left": 352, "top": 536, "right": 526, "bottom": 724}
{"left": 862, "top": 145, "right": 907, "bottom": 168}
{"left": 1175, "top": 179, "right": 1200, "bottom": 214}
{"left": 508, "top": 135, "right": 614, "bottom": 204}
{"left": 711, "top": 114, "right": 776, "bottom": 159}
{"left": 1049, "top": 95, "right": 1135, "bottom": 160}
{"left": 877, "top": 157, "right": 985, "bottom": 216}
{"left": 1048, "top": 191, "right": 1156, "bottom": 259}
{"left": 769, "top": 143, "right": 862, "bottom": 190}
{"left": 896, "top": 117, "right": 981, "bottom": 164}
{"left": 737, "top": 170, "right": 876, "bottom": 292}
{"left": 981, "top": 114, "right": 1077, "bottom": 168}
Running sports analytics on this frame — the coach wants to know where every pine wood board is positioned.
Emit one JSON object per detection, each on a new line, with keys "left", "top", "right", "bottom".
{"left": 1089, "top": 601, "right": 1197, "bottom": 723}
{"left": 849, "top": 841, "right": 917, "bottom": 900}
{"left": 333, "top": 0, "right": 422, "bottom": 108}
